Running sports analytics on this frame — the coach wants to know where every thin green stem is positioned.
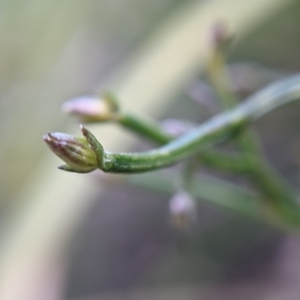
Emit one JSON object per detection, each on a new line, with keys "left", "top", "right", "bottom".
{"left": 248, "top": 157, "right": 300, "bottom": 225}
{"left": 118, "top": 113, "right": 249, "bottom": 173}
{"left": 118, "top": 114, "right": 172, "bottom": 144}
{"left": 207, "top": 48, "right": 300, "bottom": 224}
{"left": 181, "top": 156, "right": 199, "bottom": 191}
{"left": 84, "top": 74, "right": 300, "bottom": 176}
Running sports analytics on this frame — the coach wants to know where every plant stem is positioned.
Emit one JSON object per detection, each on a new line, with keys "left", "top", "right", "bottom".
{"left": 118, "top": 113, "right": 249, "bottom": 173}
{"left": 249, "top": 157, "right": 300, "bottom": 225}
{"left": 84, "top": 74, "right": 300, "bottom": 176}
{"left": 207, "top": 47, "right": 300, "bottom": 225}
{"left": 118, "top": 114, "right": 171, "bottom": 144}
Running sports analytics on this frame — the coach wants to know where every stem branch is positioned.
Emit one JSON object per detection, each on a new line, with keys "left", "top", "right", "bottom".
{"left": 88, "top": 74, "right": 300, "bottom": 175}
{"left": 118, "top": 113, "right": 249, "bottom": 173}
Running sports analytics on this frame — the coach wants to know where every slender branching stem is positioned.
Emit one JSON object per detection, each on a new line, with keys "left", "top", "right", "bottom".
{"left": 118, "top": 114, "right": 170, "bottom": 144}
{"left": 44, "top": 22, "right": 300, "bottom": 228}
{"left": 117, "top": 113, "right": 249, "bottom": 173}
{"left": 84, "top": 74, "right": 300, "bottom": 176}
{"left": 45, "top": 74, "right": 300, "bottom": 226}
{"left": 207, "top": 45, "right": 300, "bottom": 224}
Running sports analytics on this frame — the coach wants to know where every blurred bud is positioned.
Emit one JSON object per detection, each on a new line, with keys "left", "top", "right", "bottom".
{"left": 43, "top": 131, "right": 98, "bottom": 173}
{"left": 62, "top": 92, "right": 119, "bottom": 123}
{"left": 161, "top": 119, "right": 195, "bottom": 137}
{"left": 210, "top": 21, "right": 233, "bottom": 51}
{"left": 169, "top": 190, "right": 196, "bottom": 230}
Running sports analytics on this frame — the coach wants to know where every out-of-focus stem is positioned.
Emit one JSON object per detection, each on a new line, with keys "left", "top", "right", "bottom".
{"left": 207, "top": 37, "right": 300, "bottom": 225}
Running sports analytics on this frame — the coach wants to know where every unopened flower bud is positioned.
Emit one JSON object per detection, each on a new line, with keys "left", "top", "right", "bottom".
{"left": 62, "top": 92, "right": 119, "bottom": 123}
{"left": 43, "top": 131, "right": 98, "bottom": 173}
{"left": 169, "top": 190, "right": 196, "bottom": 230}
{"left": 210, "top": 21, "right": 233, "bottom": 51}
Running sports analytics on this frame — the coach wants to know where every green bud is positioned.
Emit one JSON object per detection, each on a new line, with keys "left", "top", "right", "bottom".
{"left": 43, "top": 131, "right": 98, "bottom": 173}
{"left": 62, "top": 92, "right": 119, "bottom": 123}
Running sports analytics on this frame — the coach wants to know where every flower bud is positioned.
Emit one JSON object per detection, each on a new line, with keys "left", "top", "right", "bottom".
{"left": 169, "top": 190, "right": 196, "bottom": 230}
{"left": 62, "top": 92, "right": 119, "bottom": 123}
{"left": 210, "top": 21, "right": 233, "bottom": 51}
{"left": 43, "top": 132, "right": 98, "bottom": 173}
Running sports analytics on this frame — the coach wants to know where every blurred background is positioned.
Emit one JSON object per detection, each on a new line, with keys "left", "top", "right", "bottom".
{"left": 1, "top": 0, "right": 300, "bottom": 299}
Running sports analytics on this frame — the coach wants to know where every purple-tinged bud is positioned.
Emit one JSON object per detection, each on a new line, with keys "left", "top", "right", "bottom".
{"left": 43, "top": 131, "right": 98, "bottom": 173}
{"left": 62, "top": 93, "right": 119, "bottom": 123}
{"left": 209, "top": 21, "right": 233, "bottom": 50}
{"left": 169, "top": 190, "right": 196, "bottom": 230}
